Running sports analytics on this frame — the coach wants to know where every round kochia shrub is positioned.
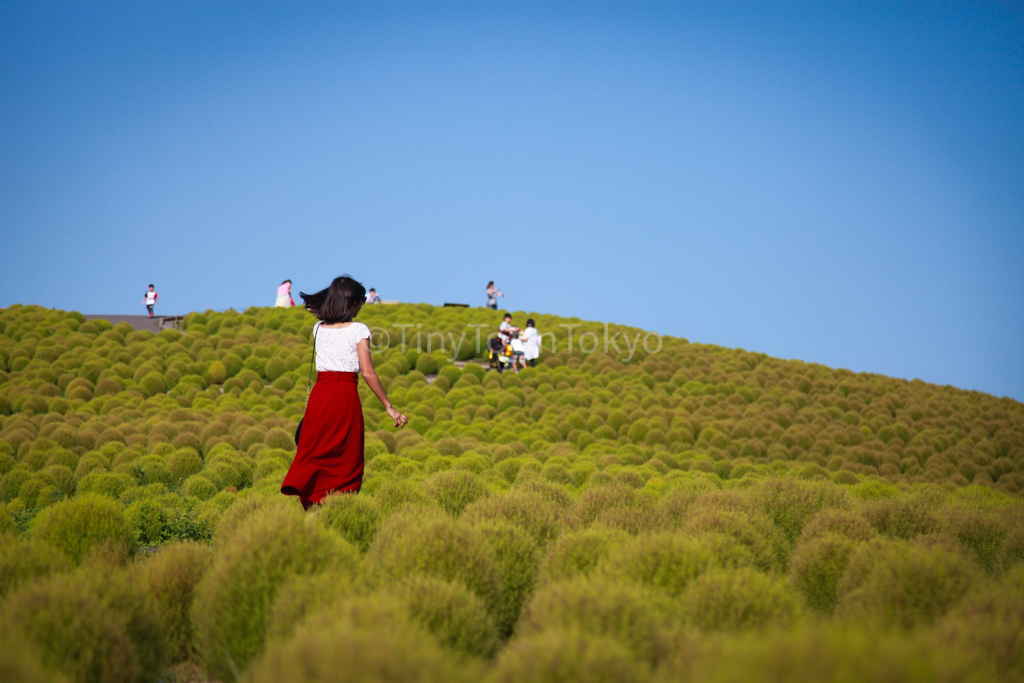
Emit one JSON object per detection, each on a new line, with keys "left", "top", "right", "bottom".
{"left": 369, "top": 515, "right": 501, "bottom": 618}
{"left": 596, "top": 531, "right": 716, "bottom": 597}
{"left": 0, "top": 534, "right": 72, "bottom": 598}
{"left": 461, "top": 490, "right": 563, "bottom": 545}
{"left": 249, "top": 598, "right": 475, "bottom": 683}
{"left": 836, "top": 541, "right": 977, "bottom": 628}
{"left": 788, "top": 533, "right": 857, "bottom": 614}
{"left": 488, "top": 629, "right": 645, "bottom": 683}
{"left": 30, "top": 493, "right": 135, "bottom": 564}
{"left": 519, "top": 577, "right": 673, "bottom": 665}
{"left": 0, "top": 569, "right": 166, "bottom": 683}
{"left": 680, "top": 567, "right": 803, "bottom": 632}
{"left": 423, "top": 469, "right": 489, "bottom": 516}
{"left": 537, "top": 528, "right": 630, "bottom": 585}
{"left": 191, "top": 505, "right": 360, "bottom": 681}
{"left": 318, "top": 491, "right": 381, "bottom": 552}
{"left": 135, "top": 541, "right": 212, "bottom": 662}
{"left": 392, "top": 574, "right": 499, "bottom": 658}
{"left": 477, "top": 521, "right": 542, "bottom": 638}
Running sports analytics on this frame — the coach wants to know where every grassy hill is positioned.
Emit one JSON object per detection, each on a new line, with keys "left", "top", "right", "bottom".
{"left": 1, "top": 302, "right": 1023, "bottom": 682}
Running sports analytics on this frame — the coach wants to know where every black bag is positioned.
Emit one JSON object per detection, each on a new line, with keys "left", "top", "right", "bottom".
{"left": 294, "top": 325, "right": 319, "bottom": 445}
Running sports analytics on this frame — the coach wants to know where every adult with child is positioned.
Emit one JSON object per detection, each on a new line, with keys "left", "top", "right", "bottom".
{"left": 486, "top": 281, "right": 503, "bottom": 310}
{"left": 499, "top": 313, "right": 518, "bottom": 343}
{"left": 521, "top": 318, "right": 541, "bottom": 367}
{"left": 281, "top": 275, "right": 407, "bottom": 510}
{"left": 275, "top": 280, "right": 295, "bottom": 307}
{"left": 366, "top": 288, "right": 381, "bottom": 304}
{"left": 143, "top": 284, "right": 159, "bottom": 318}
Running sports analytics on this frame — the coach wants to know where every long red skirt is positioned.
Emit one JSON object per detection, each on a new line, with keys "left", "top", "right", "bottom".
{"left": 281, "top": 371, "right": 364, "bottom": 510}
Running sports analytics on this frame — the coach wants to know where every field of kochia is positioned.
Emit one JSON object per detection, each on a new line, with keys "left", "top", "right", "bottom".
{"left": 1, "top": 302, "right": 1023, "bottom": 682}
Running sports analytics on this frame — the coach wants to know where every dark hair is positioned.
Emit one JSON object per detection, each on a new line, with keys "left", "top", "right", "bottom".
{"left": 281, "top": 279, "right": 291, "bottom": 285}
{"left": 369, "top": 288, "right": 376, "bottom": 292}
{"left": 300, "top": 275, "right": 366, "bottom": 323}
{"left": 503, "top": 313, "right": 512, "bottom": 320}
{"left": 527, "top": 319, "right": 535, "bottom": 328}
{"left": 148, "top": 284, "right": 154, "bottom": 288}
{"left": 488, "top": 281, "right": 495, "bottom": 287}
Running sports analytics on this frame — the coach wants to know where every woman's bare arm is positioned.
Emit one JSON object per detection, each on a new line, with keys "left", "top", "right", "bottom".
{"left": 357, "top": 338, "right": 408, "bottom": 427}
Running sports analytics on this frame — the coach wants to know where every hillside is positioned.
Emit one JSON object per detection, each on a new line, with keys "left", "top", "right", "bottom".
{"left": 1, "top": 302, "right": 1023, "bottom": 682}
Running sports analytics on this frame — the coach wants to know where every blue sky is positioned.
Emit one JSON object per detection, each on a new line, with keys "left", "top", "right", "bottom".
{"left": 1, "top": 2, "right": 1022, "bottom": 401}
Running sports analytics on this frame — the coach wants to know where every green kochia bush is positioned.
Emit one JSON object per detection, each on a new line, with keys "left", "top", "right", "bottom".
{"left": 837, "top": 541, "right": 977, "bottom": 628}
{"left": 31, "top": 493, "right": 135, "bottom": 565}
{"left": 249, "top": 598, "right": 478, "bottom": 683}
{"left": 519, "top": 577, "right": 674, "bottom": 665}
{"left": 0, "top": 534, "right": 72, "bottom": 598}
{"left": 788, "top": 533, "right": 857, "bottom": 613}
{"left": 135, "top": 542, "right": 212, "bottom": 662}
{"left": 392, "top": 574, "right": 499, "bottom": 658}
{"left": 192, "top": 505, "right": 360, "bottom": 681}
{"left": 370, "top": 513, "right": 502, "bottom": 620}
{"left": 538, "top": 528, "right": 630, "bottom": 585}
{"left": 318, "top": 491, "right": 381, "bottom": 552}
{"left": 423, "top": 469, "right": 489, "bottom": 516}
{"left": 488, "top": 629, "right": 646, "bottom": 683}
{"left": 680, "top": 567, "right": 803, "bottom": 632}
{"left": 597, "top": 532, "right": 716, "bottom": 597}
{"left": 0, "top": 568, "right": 166, "bottom": 683}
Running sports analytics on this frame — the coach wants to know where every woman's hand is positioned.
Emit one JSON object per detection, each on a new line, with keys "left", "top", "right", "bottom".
{"left": 387, "top": 405, "right": 408, "bottom": 428}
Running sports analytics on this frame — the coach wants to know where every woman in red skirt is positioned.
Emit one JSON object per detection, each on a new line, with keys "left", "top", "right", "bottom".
{"left": 281, "top": 276, "right": 407, "bottom": 510}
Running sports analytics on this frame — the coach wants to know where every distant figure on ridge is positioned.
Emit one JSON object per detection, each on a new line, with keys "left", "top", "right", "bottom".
{"left": 143, "top": 284, "right": 159, "bottom": 318}
{"left": 521, "top": 318, "right": 541, "bottom": 367}
{"left": 366, "top": 288, "right": 381, "bottom": 304}
{"left": 275, "top": 280, "right": 295, "bottom": 307}
{"left": 486, "top": 281, "right": 504, "bottom": 310}
{"left": 281, "top": 275, "right": 408, "bottom": 510}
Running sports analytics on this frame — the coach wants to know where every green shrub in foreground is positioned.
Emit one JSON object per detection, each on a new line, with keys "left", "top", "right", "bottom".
{"left": 596, "top": 531, "right": 716, "bottom": 597}
{"left": 0, "top": 568, "right": 166, "bottom": 683}
{"left": 249, "top": 598, "right": 478, "bottom": 683}
{"left": 788, "top": 533, "right": 857, "bottom": 614}
{"left": 0, "top": 624, "right": 70, "bottom": 683}
{"left": 30, "top": 493, "right": 135, "bottom": 564}
{"left": 192, "top": 505, "right": 360, "bottom": 681}
{"left": 488, "top": 629, "right": 646, "bottom": 683}
{"left": 369, "top": 515, "right": 501, "bottom": 618}
{"left": 135, "top": 542, "right": 212, "bottom": 662}
{"left": 477, "top": 521, "right": 542, "bottom": 638}
{"left": 519, "top": 577, "right": 674, "bottom": 665}
{"left": 537, "top": 528, "right": 630, "bottom": 585}
{"left": 318, "top": 491, "right": 381, "bottom": 552}
{"left": 393, "top": 574, "right": 499, "bottom": 658}
{"left": 837, "top": 541, "right": 978, "bottom": 629}
{"left": 423, "top": 469, "right": 489, "bottom": 516}
{"left": 0, "top": 534, "right": 72, "bottom": 598}
{"left": 680, "top": 567, "right": 803, "bottom": 632}
{"left": 653, "top": 624, "right": 994, "bottom": 683}
{"left": 935, "top": 565, "right": 1024, "bottom": 679}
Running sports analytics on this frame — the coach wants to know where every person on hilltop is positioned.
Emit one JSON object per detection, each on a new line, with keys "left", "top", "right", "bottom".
{"left": 275, "top": 280, "right": 295, "bottom": 307}
{"left": 521, "top": 318, "right": 541, "bottom": 367}
{"left": 143, "top": 284, "right": 159, "bottom": 318}
{"left": 366, "top": 288, "right": 381, "bottom": 304}
{"left": 486, "top": 281, "right": 503, "bottom": 310}
{"left": 281, "top": 275, "right": 408, "bottom": 510}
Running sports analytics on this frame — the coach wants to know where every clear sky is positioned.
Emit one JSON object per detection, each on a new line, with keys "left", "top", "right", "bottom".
{"left": 1, "top": 2, "right": 1022, "bottom": 401}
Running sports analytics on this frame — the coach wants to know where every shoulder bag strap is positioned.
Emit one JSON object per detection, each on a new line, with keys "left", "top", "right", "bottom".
{"left": 305, "top": 324, "right": 319, "bottom": 408}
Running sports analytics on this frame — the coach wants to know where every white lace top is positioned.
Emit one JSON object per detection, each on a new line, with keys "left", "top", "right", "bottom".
{"left": 313, "top": 322, "right": 371, "bottom": 372}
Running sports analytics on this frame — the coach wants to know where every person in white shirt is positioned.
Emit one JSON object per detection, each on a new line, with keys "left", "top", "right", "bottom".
{"left": 143, "top": 285, "right": 158, "bottom": 318}
{"left": 521, "top": 319, "right": 540, "bottom": 367}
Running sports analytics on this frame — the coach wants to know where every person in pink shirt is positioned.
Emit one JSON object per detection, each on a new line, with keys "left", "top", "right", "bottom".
{"left": 275, "top": 280, "right": 295, "bottom": 307}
